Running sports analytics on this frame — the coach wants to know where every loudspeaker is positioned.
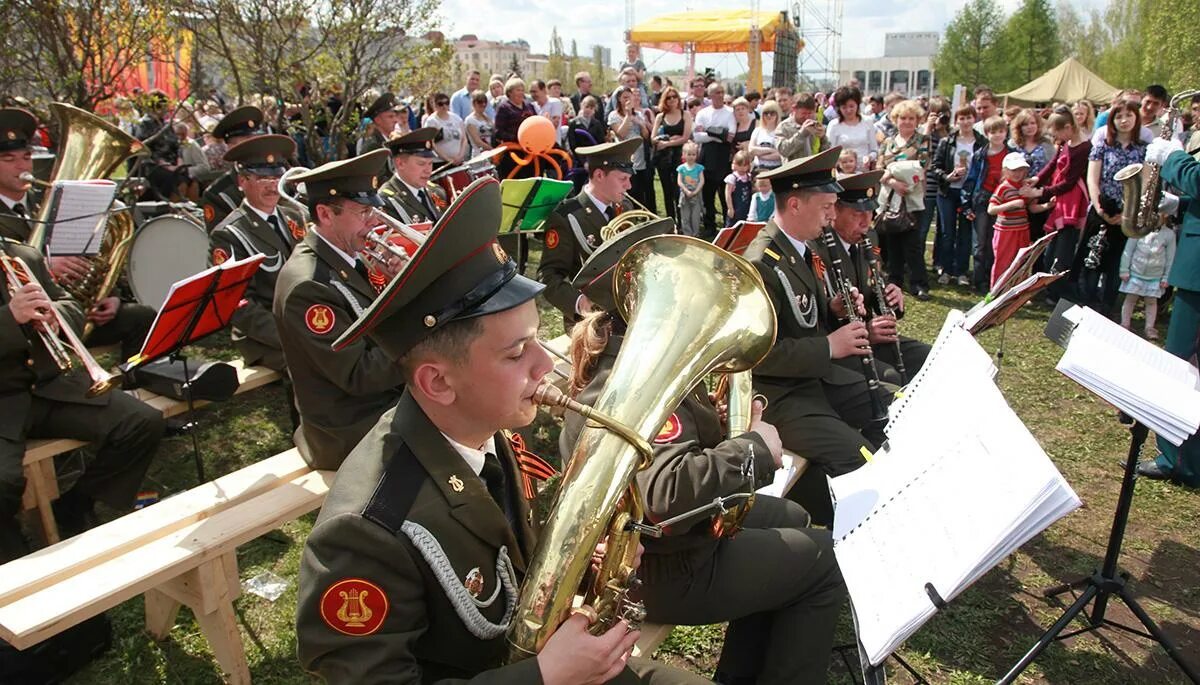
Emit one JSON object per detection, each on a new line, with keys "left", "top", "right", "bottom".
{"left": 133, "top": 357, "right": 239, "bottom": 402}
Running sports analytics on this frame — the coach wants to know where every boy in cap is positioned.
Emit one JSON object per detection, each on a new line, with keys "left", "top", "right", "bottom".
{"left": 986, "top": 151, "right": 1050, "bottom": 287}
{"left": 379, "top": 127, "right": 444, "bottom": 224}
{"left": 742, "top": 147, "right": 883, "bottom": 526}
{"left": 538, "top": 137, "right": 639, "bottom": 326}
{"left": 272, "top": 149, "right": 407, "bottom": 470}
{"left": 201, "top": 105, "right": 267, "bottom": 230}
{"left": 209, "top": 134, "right": 306, "bottom": 373}
{"left": 296, "top": 177, "right": 707, "bottom": 684}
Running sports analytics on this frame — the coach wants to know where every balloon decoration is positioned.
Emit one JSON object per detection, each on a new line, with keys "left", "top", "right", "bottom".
{"left": 503, "top": 116, "right": 573, "bottom": 180}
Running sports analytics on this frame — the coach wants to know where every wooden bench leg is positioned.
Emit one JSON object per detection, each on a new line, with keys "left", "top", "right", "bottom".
{"left": 23, "top": 460, "right": 61, "bottom": 544}
{"left": 148, "top": 552, "right": 250, "bottom": 684}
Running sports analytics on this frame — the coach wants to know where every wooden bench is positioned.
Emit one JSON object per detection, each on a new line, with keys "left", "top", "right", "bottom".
{"left": 0, "top": 448, "right": 331, "bottom": 684}
{"left": 20, "top": 359, "right": 284, "bottom": 544}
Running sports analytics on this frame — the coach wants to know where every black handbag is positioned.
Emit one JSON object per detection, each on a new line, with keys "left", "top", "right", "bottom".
{"left": 875, "top": 205, "right": 915, "bottom": 234}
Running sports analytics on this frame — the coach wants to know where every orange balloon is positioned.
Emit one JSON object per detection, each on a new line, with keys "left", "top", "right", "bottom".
{"left": 518, "top": 116, "right": 556, "bottom": 155}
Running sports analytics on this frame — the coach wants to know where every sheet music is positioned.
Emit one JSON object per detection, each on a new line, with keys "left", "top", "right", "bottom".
{"left": 987, "top": 230, "right": 1056, "bottom": 299}
{"left": 45, "top": 180, "right": 118, "bottom": 256}
{"left": 832, "top": 318, "right": 1081, "bottom": 665}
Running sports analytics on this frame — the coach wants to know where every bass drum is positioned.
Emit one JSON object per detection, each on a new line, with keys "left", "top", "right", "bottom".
{"left": 128, "top": 214, "right": 210, "bottom": 310}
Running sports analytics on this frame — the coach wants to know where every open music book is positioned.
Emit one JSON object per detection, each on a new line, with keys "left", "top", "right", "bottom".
{"left": 987, "top": 230, "right": 1057, "bottom": 300}
{"left": 1055, "top": 305, "right": 1200, "bottom": 446}
{"left": 832, "top": 311, "right": 1081, "bottom": 666}
{"left": 44, "top": 180, "right": 118, "bottom": 257}
{"left": 963, "top": 271, "right": 1067, "bottom": 335}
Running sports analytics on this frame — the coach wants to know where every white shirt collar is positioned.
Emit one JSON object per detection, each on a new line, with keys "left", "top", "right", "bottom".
{"left": 245, "top": 202, "right": 276, "bottom": 223}
{"left": 0, "top": 193, "right": 27, "bottom": 212}
{"left": 313, "top": 228, "right": 357, "bottom": 267}
{"left": 441, "top": 433, "right": 498, "bottom": 480}
{"left": 399, "top": 177, "right": 426, "bottom": 197}
{"left": 581, "top": 186, "right": 609, "bottom": 215}
{"left": 780, "top": 225, "right": 809, "bottom": 258}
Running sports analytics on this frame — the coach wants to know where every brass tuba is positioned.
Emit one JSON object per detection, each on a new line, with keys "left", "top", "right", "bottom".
{"left": 28, "top": 104, "right": 144, "bottom": 338}
{"left": 509, "top": 235, "right": 777, "bottom": 658}
{"left": 1114, "top": 89, "right": 1199, "bottom": 238}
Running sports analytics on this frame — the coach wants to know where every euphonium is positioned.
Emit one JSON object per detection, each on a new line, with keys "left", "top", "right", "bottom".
{"left": 1115, "top": 89, "right": 1200, "bottom": 238}
{"left": 599, "top": 209, "right": 659, "bottom": 243}
{"left": 62, "top": 204, "right": 135, "bottom": 339}
{"left": 709, "top": 369, "right": 757, "bottom": 538}
{"left": 509, "top": 235, "right": 777, "bottom": 659}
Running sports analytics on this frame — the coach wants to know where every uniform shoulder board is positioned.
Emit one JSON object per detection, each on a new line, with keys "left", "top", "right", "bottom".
{"left": 379, "top": 186, "right": 395, "bottom": 197}
{"left": 362, "top": 441, "right": 428, "bottom": 534}
{"left": 759, "top": 247, "right": 781, "bottom": 267}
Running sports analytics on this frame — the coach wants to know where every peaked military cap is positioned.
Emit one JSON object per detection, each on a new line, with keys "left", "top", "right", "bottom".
{"left": 836, "top": 169, "right": 885, "bottom": 212}
{"left": 384, "top": 127, "right": 438, "bottom": 158}
{"left": 333, "top": 176, "right": 543, "bottom": 360}
{"left": 759, "top": 145, "right": 844, "bottom": 195}
{"left": 212, "top": 105, "right": 265, "bottom": 141}
{"left": 0, "top": 108, "right": 36, "bottom": 153}
{"left": 572, "top": 218, "right": 676, "bottom": 312}
{"left": 364, "top": 92, "right": 400, "bottom": 120}
{"left": 576, "top": 138, "right": 641, "bottom": 174}
{"left": 291, "top": 149, "right": 388, "bottom": 207}
{"left": 224, "top": 134, "right": 295, "bottom": 176}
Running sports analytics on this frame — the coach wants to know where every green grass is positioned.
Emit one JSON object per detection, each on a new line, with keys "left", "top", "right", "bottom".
{"left": 61, "top": 225, "right": 1200, "bottom": 684}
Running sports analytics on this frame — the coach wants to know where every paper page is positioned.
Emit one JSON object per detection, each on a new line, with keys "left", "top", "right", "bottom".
{"left": 45, "top": 180, "right": 118, "bottom": 257}
{"left": 1071, "top": 306, "right": 1199, "bottom": 385}
{"left": 988, "top": 231, "right": 1056, "bottom": 299}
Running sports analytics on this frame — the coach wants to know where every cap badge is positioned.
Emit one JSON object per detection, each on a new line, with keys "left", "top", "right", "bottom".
{"left": 464, "top": 568, "right": 484, "bottom": 598}
{"left": 425, "top": 141, "right": 432, "bottom": 149}
{"left": 5, "top": 131, "right": 14, "bottom": 140}
{"left": 866, "top": 187, "right": 874, "bottom": 198}
{"left": 423, "top": 314, "right": 436, "bottom": 327}
{"left": 371, "top": 176, "right": 379, "bottom": 188}
{"left": 248, "top": 120, "right": 256, "bottom": 128}
{"left": 329, "top": 188, "right": 338, "bottom": 196}
{"left": 492, "top": 242, "right": 507, "bottom": 264}
{"left": 448, "top": 475, "right": 464, "bottom": 492}
{"left": 266, "top": 154, "right": 275, "bottom": 163}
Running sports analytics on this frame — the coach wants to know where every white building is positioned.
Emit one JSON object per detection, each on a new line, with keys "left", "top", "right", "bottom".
{"left": 840, "top": 32, "right": 938, "bottom": 97}
{"left": 453, "top": 35, "right": 531, "bottom": 80}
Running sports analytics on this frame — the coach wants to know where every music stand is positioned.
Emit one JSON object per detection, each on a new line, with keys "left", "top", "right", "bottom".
{"left": 498, "top": 177, "right": 573, "bottom": 273}
{"left": 712, "top": 221, "right": 765, "bottom": 256}
{"left": 999, "top": 306, "right": 1200, "bottom": 684}
{"left": 122, "top": 255, "right": 264, "bottom": 482}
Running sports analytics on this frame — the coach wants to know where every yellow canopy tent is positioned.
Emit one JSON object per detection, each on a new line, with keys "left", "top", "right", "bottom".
{"left": 628, "top": 10, "right": 801, "bottom": 93}
{"left": 1001, "top": 57, "right": 1118, "bottom": 105}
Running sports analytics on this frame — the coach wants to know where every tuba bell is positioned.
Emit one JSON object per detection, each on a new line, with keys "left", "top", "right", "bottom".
{"left": 509, "top": 235, "right": 777, "bottom": 659}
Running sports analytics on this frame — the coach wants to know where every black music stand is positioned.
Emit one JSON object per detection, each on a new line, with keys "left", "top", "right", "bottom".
{"left": 999, "top": 306, "right": 1200, "bottom": 684}
{"left": 122, "top": 255, "right": 263, "bottom": 482}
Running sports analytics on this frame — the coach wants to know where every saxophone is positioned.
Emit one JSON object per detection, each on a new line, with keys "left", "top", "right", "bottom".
{"left": 509, "top": 235, "right": 777, "bottom": 659}
{"left": 1115, "top": 89, "right": 1199, "bottom": 238}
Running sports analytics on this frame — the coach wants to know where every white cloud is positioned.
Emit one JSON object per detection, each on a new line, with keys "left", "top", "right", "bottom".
{"left": 438, "top": 0, "right": 1111, "bottom": 80}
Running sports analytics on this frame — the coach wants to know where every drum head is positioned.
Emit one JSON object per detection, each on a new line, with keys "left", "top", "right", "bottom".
{"left": 128, "top": 214, "right": 209, "bottom": 310}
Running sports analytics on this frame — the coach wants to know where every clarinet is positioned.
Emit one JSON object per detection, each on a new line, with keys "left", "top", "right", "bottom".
{"left": 861, "top": 235, "right": 907, "bottom": 384}
{"left": 820, "top": 227, "right": 887, "bottom": 423}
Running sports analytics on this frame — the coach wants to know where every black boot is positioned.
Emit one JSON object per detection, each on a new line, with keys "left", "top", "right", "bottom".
{"left": 0, "top": 518, "right": 31, "bottom": 563}
{"left": 53, "top": 490, "right": 98, "bottom": 538}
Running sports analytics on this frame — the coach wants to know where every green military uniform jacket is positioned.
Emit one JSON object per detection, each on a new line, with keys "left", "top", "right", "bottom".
{"left": 297, "top": 391, "right": 543, "bottom": 683}
{"left": 743, "top": 221, "right": 863, "bottom": 418}
{"left": 379, "top": 177, "right": 443, "bottom": 225}
{"left": 537, "top": 191, "right": 631, "bottom": 323}
{"left": 0, "top": 203, "right": 34, "bottom": 243}
{"left": 272, "top": 230, "right": 406, "bottom": 470}
{"left": 1164, "top": 150, "right": 1200, "bottom": 292}
{"left": 201, "top": 170, "right": 242, "bottom": 231}
{"left": 0, "top": 239, "right": 109, "bottom": 442}
{"left": 560, "top": 335, "right": 774, "bottom": 556}
{"left": 209, "top": 201, "right": 307, "bottom": 370}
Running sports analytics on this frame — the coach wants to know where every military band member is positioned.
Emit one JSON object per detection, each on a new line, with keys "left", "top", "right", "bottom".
{"left": 561, "top": 221, "right": 847, "bottom": 685}
{"left": 0, "top": 233, "right": 163, "bottom": 561}
{"left": 202, "top": 106, "right": 266, "bottom": 231}
{"left": 297, "top": 177, "right": 706, "bottom": 684}
{"left": 379, "top": 127, "right": 444, "bottom": 225}
{"left": 356, "top": 92, "right": 403, "bottom": 156}
{"left": 209, "top": 135, "right": 306, "bottom": 371}
{"left": 538, "top": 138, "right": 638, "bottom": 326}
{"left": 0, "top": 108, "right": 154, "bottom": 364}
{"left": 809, "top": 170, "right": 930, "bottom": 383}
{"left": 273, "top": 149, "right": 406, "bottom": 471}
{"left": 742, "top": 147, "right": 882, "bottom": 526}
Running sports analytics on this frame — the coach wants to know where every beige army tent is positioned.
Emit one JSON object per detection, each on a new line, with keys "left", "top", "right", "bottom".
{"left": 1001, "top": 57, "right": 1118, "bottom": 105}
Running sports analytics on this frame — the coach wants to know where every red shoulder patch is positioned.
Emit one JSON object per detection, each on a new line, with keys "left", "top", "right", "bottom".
{"left": 288, "top": 218, "right": 306, "bottom": 240}
{"left": 211, "top": 247, "right": 229, "bottom": 265}
{"left": 544, "top": 229, "right": 559, "bottom": 249}
{"left": 319, "top": 578, "right": 388, "bottom": 636}
{"left": 653, "top": 413, "right": 683, "bottom": 444}
{"left": 203, "top": 204, "right": 215, "bottom": 223}
{"left": 305, "top": 304, "right": 335, "bottom": 335}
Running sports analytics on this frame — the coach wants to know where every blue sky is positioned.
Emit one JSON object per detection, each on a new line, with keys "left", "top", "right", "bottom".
{"left": 439, "top": 0, "right": 1111, "bottom": 78}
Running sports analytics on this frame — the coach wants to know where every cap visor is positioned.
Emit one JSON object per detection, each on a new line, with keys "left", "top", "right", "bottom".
{"left": 811, "top": 180, "right": 845, "bottom": 194}
{"left": 458, "top": 274, "right": 544, "bottom": 320}
{"left": 841, "top": 198, "right": 877, "bottom": 212}
{"left": 243, "top": 165, "right": 287, "bottom": 177}
{"left": 348, "top": 194, "right": 385, "bottom": 207}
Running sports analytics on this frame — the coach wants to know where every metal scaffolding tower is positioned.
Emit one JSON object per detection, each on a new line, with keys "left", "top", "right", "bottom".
{"left": 792, "top": 0, "right": 843, "bottom": 89}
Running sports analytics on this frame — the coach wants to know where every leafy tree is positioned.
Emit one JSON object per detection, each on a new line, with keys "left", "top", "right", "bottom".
{"left": 1056, "top": 1, "right": 1107, "bottom": 72}
{"left": 998, "top": 0, "right": 1060, "bottom": 87}
{"left": 933, "top": 0, "right": 1005, "bottom": 95}
{"left": 547, "top": 27, "right": 568, "bottom": 85}
{"left": 1141, "top": 0, "right": 1200, "bottom": 95}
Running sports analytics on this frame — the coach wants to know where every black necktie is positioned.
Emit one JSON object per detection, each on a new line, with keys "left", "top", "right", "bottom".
{"left": 11, "top": 203, "right": 26, "bottom": 217}
{"left": 417, "top": 189, "right": 435, "bottom": 217}
{"left": 604, "top": 204, "right": 617, "bottom": 221}
{"left": 354, "top": 258, "right": 370, "bottom": 281}
{"left": 803, "top": 248, "right": 813, "bottom": 269}
{"left": 480, "top": 452, "right": 507, "bottom": 509}
{"left": 267, "top": 214, "right": 289, "bottom": 247}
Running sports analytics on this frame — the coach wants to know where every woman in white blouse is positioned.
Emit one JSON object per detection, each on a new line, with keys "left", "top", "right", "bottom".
{"left": 826, "top": 86, "right": 878, "bottom": 171}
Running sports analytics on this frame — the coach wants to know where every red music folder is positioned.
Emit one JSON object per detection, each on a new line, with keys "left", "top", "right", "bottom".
{"left": 126, "top": 254, "right": 264, "bottom": 368}
{"left": 713, "top": 221, "right": 765, "bottom": 255}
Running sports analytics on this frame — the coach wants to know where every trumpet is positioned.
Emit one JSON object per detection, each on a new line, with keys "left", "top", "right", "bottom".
{"left": 1, "top": 254, "right": 117, "bottom": 397}
{"left": 359, "top": 211, "right": 430, "bottom": 285}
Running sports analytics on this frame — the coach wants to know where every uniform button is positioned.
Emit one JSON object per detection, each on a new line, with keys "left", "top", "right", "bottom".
{"left": 25, "top": 358, "right": 34, "bottom": 367}
{"left": 30, "top": 383, "right": 36, "bottom": 390}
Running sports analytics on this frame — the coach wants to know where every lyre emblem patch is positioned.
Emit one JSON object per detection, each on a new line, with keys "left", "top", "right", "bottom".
{"left": 319, "top": 578, "right": 388, "bottom": 636}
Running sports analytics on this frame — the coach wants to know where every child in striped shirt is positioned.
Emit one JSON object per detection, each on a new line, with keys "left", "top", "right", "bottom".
{"left": 987, "top": 152, "right": 1051, "bottom": 287}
